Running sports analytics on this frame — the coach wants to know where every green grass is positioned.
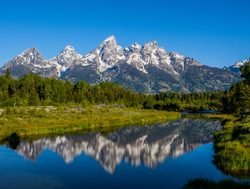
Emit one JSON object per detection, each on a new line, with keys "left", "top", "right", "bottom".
{"left": 1, "top": 105, "right": 248, "bottom": 178}
{"left": 213, "top": 115, "right": 250, "bottom": 178}
{"left": 0, "top": 105, "right": 180, "bottom": 140}
{"left": 182, "top": 113, "right": 250, "bottom": 178}
{"left": 181, "top": 113, "right": 233, "bottom": 121}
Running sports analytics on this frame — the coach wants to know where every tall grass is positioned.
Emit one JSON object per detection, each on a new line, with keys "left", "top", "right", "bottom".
{"left": 0, "top": 105, "right": 180, "bottom": 140}
{"left": 213, "top": 115, "right": 250, "bottom": 178}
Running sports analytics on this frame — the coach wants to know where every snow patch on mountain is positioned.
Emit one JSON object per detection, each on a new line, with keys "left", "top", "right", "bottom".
{"left": 1, "top": 35, "right": 200, "bottom": 77}
{"left": 49, "top": 46, "right": 82, "bottom": 76}
{"left": 225, "top": 58, "right": 250, "bottom": 73}
{"left": 232, "top": 58, "right": 249, "bottom": 68}
{"left": 1, "top": 35, "right": 240, "bottom": 93}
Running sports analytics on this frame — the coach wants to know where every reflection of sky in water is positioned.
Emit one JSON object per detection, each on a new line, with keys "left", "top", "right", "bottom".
{"left": 0, "top": 119, "right": 235, "bottom": 189}
{"left": 15, "top": 119, "right": 221, "bottom": 173}
{"left": 0, "top": 171, "right": 62, "bottom": 189}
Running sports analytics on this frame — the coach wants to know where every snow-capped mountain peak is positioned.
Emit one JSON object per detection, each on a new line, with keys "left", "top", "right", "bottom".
{"left": 234, "top": 61, "right": 245, "bottom": 68}
{"left": 225, "top": 57, "right": 250, "bottom": 73}
{"left": 50, "top": 45, "right": 82, "bottom": 67}
{"left": 129, "top": 43, "right": 142, "bottom": 52}
{"left": 1, "top": 36, "right": 241, "bottom": 92}
{"left": 63, "top": 45, "right": 75, "bottom": 51}
{"left": 20, "top": 48, "right": 45, "bottom": 63}
{"left": 102, "top": 35, "right": 117, "bottom": 44}
{"left": 3, "top": 47, "right": 47, "bottom": 69}
{"left": 232, "top": 58, "right": 249, "bottom": 68}
{"left": 144, "top": 40, "right": 158, "bottom": 50}
{"left": 48, "top": 45, "right": 83, "bottom": 76}
{"left": 21, "top": 47, "right": 40, "bottom": 57}
{"left": 171, "top": 52, "right": 185, "bottom": 60}
{"left": 78, "top": 35, "right": 126, "bottom": 73}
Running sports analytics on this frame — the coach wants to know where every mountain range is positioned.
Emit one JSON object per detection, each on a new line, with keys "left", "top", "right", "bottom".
{"left": 14, "top": 119, "right": 221, "bottom": 173}
{"left": 0, "top": 36, "right": 244, "bottom": 93}
{"left": 224, "top": 57, "right": 250, "bottom": 74}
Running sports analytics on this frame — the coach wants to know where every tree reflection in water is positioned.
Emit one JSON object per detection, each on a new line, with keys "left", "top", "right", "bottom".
{"left": 15, "top": 119, "right": 221, "bottom": 173}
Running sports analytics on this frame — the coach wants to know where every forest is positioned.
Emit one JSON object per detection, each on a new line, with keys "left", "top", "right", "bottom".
{"left": 0, "top": 62, "right": 250, "bottom": 116}
{"left": 0, "top": 62, "right": 249, "bottom": 177}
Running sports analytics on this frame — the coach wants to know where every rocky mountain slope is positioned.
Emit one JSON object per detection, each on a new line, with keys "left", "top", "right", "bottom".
{"left": 0, "top": 36, "right": 241, "bottom": 93}
{"left": 225, "top": 57, "right": 250, "bottom": 73}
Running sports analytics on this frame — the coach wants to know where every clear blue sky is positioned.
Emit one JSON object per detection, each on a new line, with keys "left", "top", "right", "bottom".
{"left": 0, "top": 0, "right": 250, "bottom": 67}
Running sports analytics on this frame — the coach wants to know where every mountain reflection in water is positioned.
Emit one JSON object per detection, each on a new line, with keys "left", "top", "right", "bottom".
{"left": 15, "top": 119, "right": 221, "bottom": 173}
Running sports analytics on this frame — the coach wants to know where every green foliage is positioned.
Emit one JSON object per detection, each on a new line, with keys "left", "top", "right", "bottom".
{"left": 5, "top": 68, "right": 11, "bottom": 80}
{"left": 183, "top": 178, "right": 250, "bottom": 189}
{"left": 213, "top": 116, "right": 250, "bottom": 178}
{"left": 210, "top": 63, "right": 250, "bottom": 178}
{"left": 223, "top": 62, "right": 250, "bottom": 115}
{"left": 0, "top": 62, "right": 249, "bottom": 115}
{"left": 0, "top": 106, "right": 180, "bottom": 140}
{"left": 240, "top": 62, "right": 250, "bottom": 82}
{"left": 0, "top": 73, "right": 145, "bottom": 107}
{"left": 0, "top": 62, "right": 249, "bottom": 178}
{"left": 143, "top": 91, "right": 223, "bottom": 112}
{"left": 0, "top": 71, "right": 228, "bottom": 113}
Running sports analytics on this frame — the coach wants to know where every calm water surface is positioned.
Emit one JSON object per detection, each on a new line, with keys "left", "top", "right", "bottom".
{"left": 0, "top": 118, "right": 243, "bottom": 189}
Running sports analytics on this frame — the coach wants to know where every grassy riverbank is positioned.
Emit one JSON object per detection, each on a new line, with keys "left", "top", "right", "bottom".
{"left": 213, "top": 115, "right": 250, "bottom": 178}
{"left": 0, "top": 106, "right": 180, "bottom": 140}
{"left": 182, "top": 113, "right": 250, "bottom": 177}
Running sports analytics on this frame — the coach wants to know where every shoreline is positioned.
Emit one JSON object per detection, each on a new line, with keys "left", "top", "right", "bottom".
{"left": 0, "top": 106, "right": 180, "bottom": 140}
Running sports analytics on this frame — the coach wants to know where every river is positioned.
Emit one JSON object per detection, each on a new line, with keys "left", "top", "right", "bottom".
{"left": 0, "top": 118, "right": 246, "bottom": 188}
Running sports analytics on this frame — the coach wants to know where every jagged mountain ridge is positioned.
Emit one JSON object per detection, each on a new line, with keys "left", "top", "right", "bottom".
{"left": 225, "top": 57, "right": 250, "bottom": 73}
{"left": 1, "top": 46, "right": 82, "bottom": 78}
{"left": 14, "top": 119, "right": 221, "bottom": 173}
{"left": 0, "top": 36, "right": 241, "bottom": 93}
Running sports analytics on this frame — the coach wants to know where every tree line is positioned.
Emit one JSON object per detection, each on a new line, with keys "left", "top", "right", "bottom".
{"left": 222, "top": 62, "right": 250, "bottom": 115}
{"left": 0, "top": 62, "right": 249, "bottom": 115}
{"left": 144, "top": 62, "right": 250, "bottom": 115}
{"left": 0, "top": 69, "right": 144, "bottom": 107}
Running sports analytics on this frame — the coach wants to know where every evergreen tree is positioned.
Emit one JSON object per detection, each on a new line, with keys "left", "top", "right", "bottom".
{"left": 240, "top": 62, "right": 250, "bottom": 82}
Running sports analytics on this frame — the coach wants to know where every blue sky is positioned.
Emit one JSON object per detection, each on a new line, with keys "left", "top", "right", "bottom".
{"left": 0, "top": 0, "right": 250, "bottom": 67}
